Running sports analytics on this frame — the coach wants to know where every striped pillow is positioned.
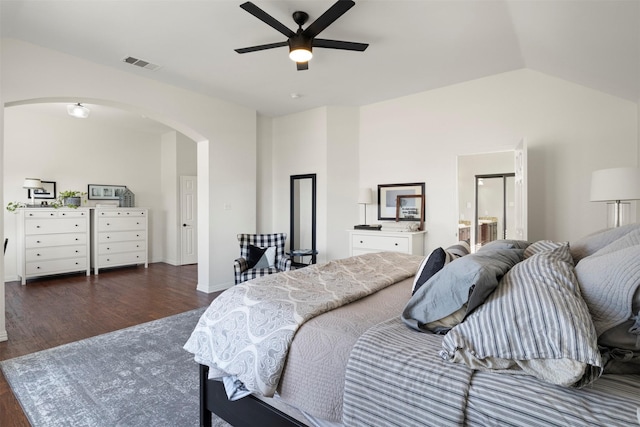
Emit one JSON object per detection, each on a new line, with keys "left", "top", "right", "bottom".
{"left": 441, "top": 242, "right": 602, "bottom": 388}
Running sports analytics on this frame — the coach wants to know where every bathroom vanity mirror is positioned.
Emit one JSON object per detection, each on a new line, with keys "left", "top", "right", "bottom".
{"left": 290, "top": 174, "right": 317, "bottom": 265}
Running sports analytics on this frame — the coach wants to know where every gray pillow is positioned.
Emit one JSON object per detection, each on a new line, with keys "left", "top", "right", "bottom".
{"left": 575, "top": 228, "right": 640, "bottom": 336}
{"left": 570, "top": 223, "right": 640, "bottom": 264}
{"left": 402, "top": 248, "right": 524, "bottom": 333}
{"left": 477, "top": 239, "right": 530, "bottom": 252}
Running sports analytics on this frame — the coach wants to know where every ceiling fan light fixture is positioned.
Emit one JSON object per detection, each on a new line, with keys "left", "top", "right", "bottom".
{"left": 289, "top": 35, "right": 312, "bottom": 62}
{"left": 67, "top": 103, "right": 90, "bottom": 119}
{"left": 289, "top": 48, "right": 312, "bottom": 62}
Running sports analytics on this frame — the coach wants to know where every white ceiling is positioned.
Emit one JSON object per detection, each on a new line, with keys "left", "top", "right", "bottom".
{"left": 2, "top": 0, "right": 639, "bottom": 132}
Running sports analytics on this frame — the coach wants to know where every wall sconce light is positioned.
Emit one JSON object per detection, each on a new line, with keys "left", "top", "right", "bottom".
{"left": 590, "top": 167, "right": 640, "bottom": 227}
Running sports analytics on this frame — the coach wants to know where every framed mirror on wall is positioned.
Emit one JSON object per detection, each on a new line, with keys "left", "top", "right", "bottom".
{"left": 290, "top": 174, "right": 317, "bottom": 267}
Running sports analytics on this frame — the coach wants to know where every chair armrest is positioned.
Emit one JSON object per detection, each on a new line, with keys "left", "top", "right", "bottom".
{"left": 234, "top": 257, "right": 249, "bottom": 274}
{"left": 278, "top": 255, "right": 292, "bottom": 272}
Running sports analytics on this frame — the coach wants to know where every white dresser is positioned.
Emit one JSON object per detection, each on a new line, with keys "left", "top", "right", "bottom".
{"left": 92, "top": 208, "right": 148, "bottom": 274}
{"left": 17, "top": 208, "right": 91, "bottom": 284}
{"left": 349, "top": 230, "right": 426, "bottom": 257}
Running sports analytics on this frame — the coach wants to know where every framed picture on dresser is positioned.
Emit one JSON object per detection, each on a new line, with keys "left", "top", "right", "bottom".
{"left": 377, "top": 182, "right": 425, "bottom": 220}
{"left": 88, "top": 184, "right": 127, "bottom": 200}
{"left": 27, "top": 180, "right": 56, "bottom": 200}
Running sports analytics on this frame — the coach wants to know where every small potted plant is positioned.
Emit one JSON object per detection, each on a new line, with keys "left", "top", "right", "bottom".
{"left": 55, "top": 190, "right": 86, "bottom": 208}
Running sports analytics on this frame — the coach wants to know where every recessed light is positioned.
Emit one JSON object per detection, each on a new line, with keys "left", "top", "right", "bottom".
{"left": 290, "top": 93, "right": 302, "bottom": 99}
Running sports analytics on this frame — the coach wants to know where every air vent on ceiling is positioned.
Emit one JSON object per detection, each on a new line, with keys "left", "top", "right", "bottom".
{"left": 122, "top": 56, "right": 161, "bottom": 71}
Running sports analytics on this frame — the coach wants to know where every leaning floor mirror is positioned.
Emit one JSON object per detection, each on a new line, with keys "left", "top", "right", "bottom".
{"left": 290, "top": 173, "right": 317, "bottom": 267}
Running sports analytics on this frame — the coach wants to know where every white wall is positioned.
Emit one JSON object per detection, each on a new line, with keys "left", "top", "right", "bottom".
{"left": 3, "top": 106, "right": 166, "bottom": 280}
{"left": 360, "top": 69, "right": 638, "bottom": 252}
{"left": 272, "top": 108, "right": 328, "bottom": 261}
{"left": 2, "top": 38, "right": 257, "bottom": 294}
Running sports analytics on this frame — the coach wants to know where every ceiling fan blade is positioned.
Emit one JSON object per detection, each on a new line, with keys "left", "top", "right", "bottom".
{"left": 303, "top": 0, "right": 355, "bottom": 39}
{"left": 239, "top": 2, "right": 295, "bottom": 38}
{"left": 313, "top": 38, "right": 368, "bottom": 51}
{"left": 235, "top": 41, "right": 288, "bottom": 54}
{"left": 297, "top": 62, "right": 309, "bottom": 71}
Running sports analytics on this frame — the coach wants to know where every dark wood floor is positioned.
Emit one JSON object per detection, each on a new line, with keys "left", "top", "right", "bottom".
{"left": 0, "top": 263, "right": 221, "bottom": 427}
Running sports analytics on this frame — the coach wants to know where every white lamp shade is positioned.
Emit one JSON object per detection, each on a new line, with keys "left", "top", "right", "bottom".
{"left": 358, "top": 188, "right": 373, "bottom": 204}
{"left": 23, "top": 178, "right": 43, "bottom": 189}
{"left": 590, "top": 167, "right": 640, "bottom": 202}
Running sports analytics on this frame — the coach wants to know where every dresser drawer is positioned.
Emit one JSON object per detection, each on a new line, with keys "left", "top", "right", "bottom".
{"left": 25, "top": 233, "right": 87, "bottom": 248}
{"left": 97, "top": 217, "right": 146, "bottom": 231}
{"left": 25, "top": 218, "right": 88, "bottom": 235}
{"left": 24, "top": 210, "right": 88, "bottom": 218}
{"left": 351, "top": 234, "right": 410, "bottom": 253}
{"left": 25, "top": 257, "right": 87, "bottom": 275}
{"left": 98, "top": 251, "right": 146, "bottom": 267}
{"left": 98, "top": 241, "right": 145, "bottom": 254}
{"left": 97, "top": 230, "right": 146, "bottom": 243}
{"left": 26, "top": 245, "right": 87, "bottom": 261}
{"left": 97, "top": 210, "right": 146, "bottom": 218}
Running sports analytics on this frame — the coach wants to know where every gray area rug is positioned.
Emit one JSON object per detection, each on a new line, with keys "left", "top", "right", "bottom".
{"left": 1, "top": 308, "right": 229, "bottom": 427}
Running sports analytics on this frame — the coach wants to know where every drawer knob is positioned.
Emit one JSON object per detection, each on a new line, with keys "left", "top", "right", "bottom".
{"left": 106, "top": 236, "right": 110, "bottom": 239}
{"left": 107, "top": 248, "right": 110, "bottom": 250}
{"left": 395, "top": 243, "right": 398, "bottom": 246}
{"left": 360, "top": 240, "right": 363, "bottom": 244}
{"left": 75, "top": 250, "right": 79, "bottom": 253}
{"left": 36, "top": 253, "right": 41, "bottom": 257}
{"left": 62, "top": 213, "right": 66, "bottom": 216}
{"left": 36, "top": 225, "right": 41, "bottom": 228}
{"left": 36, "top": 240, "right": 41, "bottom": 243}
{"left": 36, "top": 266, "right": 40, "bottom": 269}
{"left": 106, "top": 223, "right": 110, "bottom": 226}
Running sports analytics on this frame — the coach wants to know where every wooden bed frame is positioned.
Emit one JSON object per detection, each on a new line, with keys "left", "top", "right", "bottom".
{"left": 199, "top": 364, "right": 308, "bottom": 427}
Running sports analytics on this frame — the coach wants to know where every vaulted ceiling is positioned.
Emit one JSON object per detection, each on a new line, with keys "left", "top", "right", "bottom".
{"left": 2, "top": 0, "right": 639, "bottom": 120}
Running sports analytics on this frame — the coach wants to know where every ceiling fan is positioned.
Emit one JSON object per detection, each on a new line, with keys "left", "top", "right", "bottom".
{"left": 235, "top": 0, "right": 369, "bottom": 71}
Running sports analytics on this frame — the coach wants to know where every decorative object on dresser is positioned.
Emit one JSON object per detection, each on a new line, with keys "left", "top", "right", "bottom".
{"left": 377, "top": 182, "right": 425, "bottom": 221}
{"left": 348, "top": 229, "right": 426, "bottom": 256}
{"left": 16, "top": 208, "right": 91, "bottom": 285}
{"left": 91, "top": 208, "right": 149, "bottom": 274}
{"left": 119, "top": 187, "right": 135, "bottom": 207}
{"left": 23, "top": 178, "right": 44, "bottom": 207}
{"left": 55, "top": 190, "right": 86, "bottom": 208}
{"left": 87, "top": 184, "right": 128, "bottom": 201}
{"left": 590, "top": 167, "right": 640, "bottom": 227}
{"left": 395, "top": 194, "right": 425, "bottom": 231}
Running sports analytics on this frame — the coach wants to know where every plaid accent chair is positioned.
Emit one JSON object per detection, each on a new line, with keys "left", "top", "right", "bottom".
{"left": 234, "top": 233, "right": 292, "bottom": 284}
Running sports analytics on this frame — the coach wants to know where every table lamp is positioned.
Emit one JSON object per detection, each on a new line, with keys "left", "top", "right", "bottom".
{"left": 590, "top": 167, "right": 640, "bottom": 227}
{"left": 23, "top": 178, "right": 44, "bottom": 207}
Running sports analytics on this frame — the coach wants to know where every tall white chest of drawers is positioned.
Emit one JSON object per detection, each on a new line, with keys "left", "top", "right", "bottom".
{"left": 349, "top": 230, "right": 426, "bottom": 256}
{"left": 92, "top": 208, "right": 148, "bottom": 274}
{"left": 17, "top": 208, "right": 91, "bottom": 285}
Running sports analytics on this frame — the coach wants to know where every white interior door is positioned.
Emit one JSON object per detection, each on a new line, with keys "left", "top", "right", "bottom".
{"left": 514, "top": 139, "right": 528, "bottom": 240}
{"left": 180, "top": 175, "right": 198, "bottom": 265}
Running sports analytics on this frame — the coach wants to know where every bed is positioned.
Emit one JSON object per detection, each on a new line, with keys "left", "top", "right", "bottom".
{"left": 185, "top": 225, "right": 640, "bottom": 427}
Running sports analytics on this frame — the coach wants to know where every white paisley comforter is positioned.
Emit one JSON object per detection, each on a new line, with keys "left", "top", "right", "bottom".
{"left": 183, "top": 252, "right": 422, "bottom": 397}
